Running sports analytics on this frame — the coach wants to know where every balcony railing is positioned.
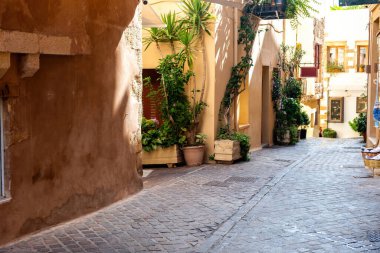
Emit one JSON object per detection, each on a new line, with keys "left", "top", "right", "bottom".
{"left": 248, "top": 0, "right": 287, "bottom": 20}
{"left": 301, "top": 82, "right": 323, "bottom": 101}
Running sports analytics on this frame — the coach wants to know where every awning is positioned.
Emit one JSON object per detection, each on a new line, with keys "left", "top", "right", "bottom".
{"left": 204, "top": 0, "right": 245, "bottom": 9}
{"left": 142, "top": 4, "right": 166, "bottom": 28}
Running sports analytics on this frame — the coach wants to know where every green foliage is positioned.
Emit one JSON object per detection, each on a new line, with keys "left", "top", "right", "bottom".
{"left": 323, "top": 128, "right": 337, "bottom": 138}
{"left": 327, "top": 61, "right": 344, "bottom": 73}
{"left": 181, "top": 0, "right": 213, "bottom": 36}
{"left": 282, "top": 77, "right": 302, "bottom": 100}
{"left": 282, "top": 97, "right": 302, "bottom": 126}
{"left": 330, "top": 5, "right": 364, "bottom": 10}
{"left": 286, "top": 0, "right": 319, "bottom": 29}
{"left": 272, "top": 69, "right": 282, "bottom": 104}
{"left": 218, "top": 130, "right": 251, "bottom": 161}
{"left": 141, "top": 118, "right": 183, "bottom": 152}
{"left": 141, "top": 118, "right": 162, "bottom": 152}
{"left": 272, "top": 46, "right": 304, "bottom": 145}
{"left": 278, "top": 44, "right": 305, "bottom": 78}
{"left": 349, "top": 113, "right": 367, "bottom": 135}
{"left": 289, "top": 125, "right": 299, "bottom": 144}
{"left": 195, "top": 133, "right": 207, "bottom": 145}
{"left": 157, "top": 53, "right": 192, "bottom": 128}
{"left": 143, "top": 11, "right": 182, "bottom": 53}
{"left": 218, "top": 10, "right": 256, "bottom": 130}
{"left": 300, "top": 111, "right": 310, "bottom": 129}
{"left": 143, "top": 53, "right": 193, "bottom": 150}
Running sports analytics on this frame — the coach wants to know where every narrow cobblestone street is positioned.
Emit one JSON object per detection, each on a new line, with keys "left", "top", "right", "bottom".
{"left": 2, "top": 138, "right": 380, "bottom": 253}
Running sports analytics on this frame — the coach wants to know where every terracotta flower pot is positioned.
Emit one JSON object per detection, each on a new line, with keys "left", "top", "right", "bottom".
{"left": 182, "top": 145, "right": 205, "bottom": 166}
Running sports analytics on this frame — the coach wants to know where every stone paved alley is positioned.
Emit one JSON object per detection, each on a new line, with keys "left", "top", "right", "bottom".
{"left": 2, "top": 138, "right": 380, "bottom": 252}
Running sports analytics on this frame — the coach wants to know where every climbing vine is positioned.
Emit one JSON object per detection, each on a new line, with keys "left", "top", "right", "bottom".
{"left": 218, "top": 6, "right": 257, "bottom": 133}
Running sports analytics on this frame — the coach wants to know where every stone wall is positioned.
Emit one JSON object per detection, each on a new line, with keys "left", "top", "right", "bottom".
{"left": 0, "top": 0, "right": 143, "bottom": 245}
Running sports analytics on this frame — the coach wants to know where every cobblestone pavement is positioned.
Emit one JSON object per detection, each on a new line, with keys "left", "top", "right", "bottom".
{"left": 1, "top": 138, "right": 380, "bottom": 252}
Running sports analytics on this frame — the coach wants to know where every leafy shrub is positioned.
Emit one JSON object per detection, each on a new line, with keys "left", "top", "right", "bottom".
{"left": 322, "top": 128, "right": 337, "bottom": 138}
{"left": 300, "top": 111, "right": 310, "bottom": 129}
{"left": 282, "top": 77, "right": 302, "bottom": 100}
{"left": 349, "top": 113, "right": 367, "bottom": 135}
{"left": 282, "top": 97, "right": 302, "bottom": 126}
{"left": 327, "top": 61, "right": 344, "bottom": 73}
{"left": 289, "top": 125, "right": 299, "bottom": 144}
{"left": 141, "top": 118, "right": 162, "bottom": 152}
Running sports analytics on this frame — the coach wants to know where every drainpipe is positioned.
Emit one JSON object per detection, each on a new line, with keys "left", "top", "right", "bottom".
{"left": 367, "top": 9, "right": 371, "bottom": 146}
{"left": 233, "top": 7, "right": 239, "bottom": 131}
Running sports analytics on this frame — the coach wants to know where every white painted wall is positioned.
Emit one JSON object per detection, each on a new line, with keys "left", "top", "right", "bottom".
{"left": 324, "top": 8, "right": 369, "bottom": 138}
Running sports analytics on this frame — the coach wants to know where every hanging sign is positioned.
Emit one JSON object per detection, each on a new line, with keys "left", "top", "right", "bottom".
{"left": 339, "top": 0, "right": 379, "bottom": 6}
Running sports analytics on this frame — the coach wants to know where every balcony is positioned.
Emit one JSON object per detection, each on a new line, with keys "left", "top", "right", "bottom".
{"left": 247, "top": 0, "right": 287, "bottom": 20}
{"left": 339, "top": 0, "right": 378, "bottom": 6}
{"left": 301, "top": 81, "right": 323, "bottom": 102}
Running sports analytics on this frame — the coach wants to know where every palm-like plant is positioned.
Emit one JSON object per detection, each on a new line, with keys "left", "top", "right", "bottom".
{"left": 143, "top": 27, "right": 165, "bottom": 58}
{"left": 180, "top": 0, "right": 213, "bottom": 144}
{"left": 143, "top": 11, "right": 182, "bottom": 56}
{"left": 161, "top": 11, "right": 182, "bottom": 54}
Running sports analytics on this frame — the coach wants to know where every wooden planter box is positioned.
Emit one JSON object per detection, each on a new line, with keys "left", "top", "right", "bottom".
{"left": 142, "top": 145, "right": 183, "bottom": 168}
{"left": 214, "top": 140, "right": 241, "bottom": 163}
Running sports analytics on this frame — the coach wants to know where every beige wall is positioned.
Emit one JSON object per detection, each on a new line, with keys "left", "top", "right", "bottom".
{"left": 0, "top": 0, "right": 143, "bottom": 245}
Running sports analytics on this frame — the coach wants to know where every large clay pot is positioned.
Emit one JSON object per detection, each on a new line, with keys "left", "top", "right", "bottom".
{"left": 182, "top": 145, "right": 205, "bottom": 166}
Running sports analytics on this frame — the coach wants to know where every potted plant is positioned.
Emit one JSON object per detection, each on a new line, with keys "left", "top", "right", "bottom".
{"left": 179, "top": 0, "right": 213, "bottom": 166}
{"left": 141, "top": 118, "right": 184, "bottom": 168}
{"left": 214, "top": 130, "right": 250, "bottom": 163}
{"left": 182, "top": 133, "right": 207, "bottom": 166}
{"left": 349, "top": 113, "right": 367, "bottom": 142}
{"left": 300, "top": 111, "right": 310, "bottom": 139}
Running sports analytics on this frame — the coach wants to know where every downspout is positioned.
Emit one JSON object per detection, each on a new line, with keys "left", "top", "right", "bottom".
{"left": 233, "top": 7, "right": 239, "bottom": 131}
{"left": 367, "top": 8, "right": 371, "bottom": 146}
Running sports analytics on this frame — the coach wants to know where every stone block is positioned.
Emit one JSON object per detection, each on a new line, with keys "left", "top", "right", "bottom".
{"left": 0, "top": 52, "right": 10, "bottom": 78}
{"left": 20, "top": 54, "right": 40, "bottom": 78}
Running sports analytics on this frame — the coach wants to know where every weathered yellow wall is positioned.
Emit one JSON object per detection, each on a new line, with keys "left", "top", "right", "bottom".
{"left": 142, "top": 2, "right": 285, "bottom": 155}
{"left": 0, "top": 0, "right": 143, "bottom": 245}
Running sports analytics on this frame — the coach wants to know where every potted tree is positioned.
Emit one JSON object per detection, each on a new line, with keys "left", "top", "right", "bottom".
{"left": 349, "top": 113, "right": 367, "bottom": 142}
{"left": 300, "top": 111, "right": 310, "bottom": 139}
{"left": 180, "top": 0, "right": 213, "bottom": 166}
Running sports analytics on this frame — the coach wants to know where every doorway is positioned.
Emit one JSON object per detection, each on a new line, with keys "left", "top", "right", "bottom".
{"left": 261, "top": 66, "right": 271, "bottom": 146}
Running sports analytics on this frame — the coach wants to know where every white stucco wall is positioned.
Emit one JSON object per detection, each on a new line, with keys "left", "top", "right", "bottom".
{"left": 323, "top": 8, "right": 369, "bottom": 138}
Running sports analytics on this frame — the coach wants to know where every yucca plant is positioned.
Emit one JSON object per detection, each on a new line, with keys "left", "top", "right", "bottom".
{"left": 143, "top": 11, "right": 182, "bottom": 55}
{"left": 161, "top": 11, "right": 182, "bottom": 54}
{"left": 143, "top": 27, "right": 165, "bottom": 58}
{"left": 180, "top": 0, "right": 213, "bottom": 145}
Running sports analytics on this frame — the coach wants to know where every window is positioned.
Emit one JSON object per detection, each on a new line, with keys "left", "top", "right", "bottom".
{"left": 327, "top": 46, "right": 345, "bottom": 73}
{"left": 142, "top": 69, "right": 161, "bottom": 122}
{"left": 356, "top": 97, "right": 367, "bottom": 113}
{"left": 328, "top": 97, "right": 344, "bottom": 123}
{"left": 357, "top": 45, "right": 368, "bottom": 72}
